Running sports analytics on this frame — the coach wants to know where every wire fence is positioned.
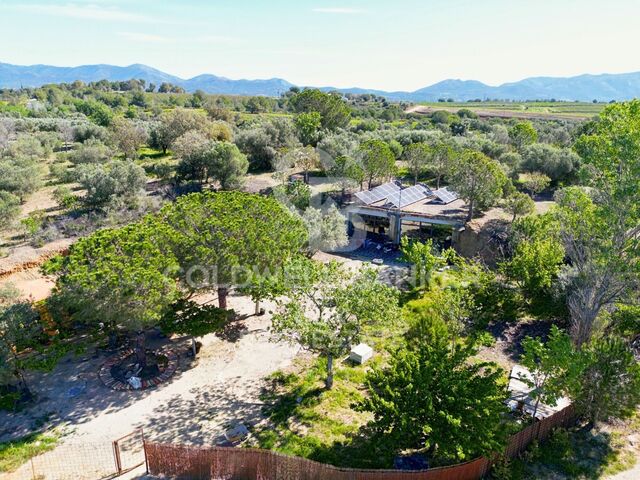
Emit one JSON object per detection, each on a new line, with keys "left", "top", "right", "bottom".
{"left": 0, "top": 429, "right": 145, "bottom": 480}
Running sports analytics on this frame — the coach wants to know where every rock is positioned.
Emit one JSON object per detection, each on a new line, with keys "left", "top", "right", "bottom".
{"left": 128, "top": 376, "right": 142, "bottom": 390}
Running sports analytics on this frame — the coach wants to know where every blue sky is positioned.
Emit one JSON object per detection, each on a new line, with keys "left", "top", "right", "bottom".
{"left": 2, "top": 0, "right": 640, "bottom": 91}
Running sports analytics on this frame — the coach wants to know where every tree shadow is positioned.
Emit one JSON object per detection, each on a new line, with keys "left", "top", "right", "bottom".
{"left": 516, "top": 423, "right": 630, "bottom": 479}
{"left": 488, "top": 319, "right": 553, "bottom": 361}
{"left": 136, "top": 378, "right": 269, "bottom": 446}
{"left": 215, "top": 318, "right": 250, "bottom": 343}
{"left": 0, "top": 332, "right": 195, "bottom": 442}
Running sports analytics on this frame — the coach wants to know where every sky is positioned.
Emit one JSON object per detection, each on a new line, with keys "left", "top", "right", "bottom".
{"left": 1, "top": 0, "right": 640, "bottom": 91}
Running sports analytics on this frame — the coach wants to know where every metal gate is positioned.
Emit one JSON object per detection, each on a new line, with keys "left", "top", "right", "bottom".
{"left": 112, "top": 428, "right": 147, "bottom": 476}
{"left": 0, "top": 430, "right": 147, "bottom": 480}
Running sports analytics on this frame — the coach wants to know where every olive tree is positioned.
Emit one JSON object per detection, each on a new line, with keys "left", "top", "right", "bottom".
{"left": 0, "top": 191, "right": 21, "bottom": 226}
{"left": 403, "top": 142, "right": 431, "bottom": 185}
{"left": 358, "top": 139, "right": 396, "bottom": 189}
{"left": 521, "top": 144, "right": 580, "bottom": 182}
{"left": 75, "top": 160, "right": 147, "bottom": 207}
{"left": 284, "top": 146, "right": 319, "bottom": 184}
{"left": 110, "top": 117, "right": 148, "bottom": 159}
{"left": 302, "top": 205, "right": 348, "bottom": 254}
{"left": 150, "top": 108, "right": 210, "bottom": 154}
{"left": 449, "top": 150, "right": 508, "bottom": 221}
{"left": 271, "top": 259, "right": 399, "bottom": 389}
{"left": 69, "top": 139, "right": 112, "bottom": 165}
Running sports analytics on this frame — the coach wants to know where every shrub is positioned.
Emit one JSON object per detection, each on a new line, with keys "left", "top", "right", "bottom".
{"left": 75, "top": 160, "right": 147, "bottom": 208}
{"left": 68, "top": 139, "right": 111, "bottom": 165}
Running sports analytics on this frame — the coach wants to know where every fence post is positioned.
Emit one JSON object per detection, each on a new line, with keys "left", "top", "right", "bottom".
{"left": 141, "top": 428, "right": 149, "bottom": 474}
{"left": 113, "top": 439, "right": 122, "bottom": 475}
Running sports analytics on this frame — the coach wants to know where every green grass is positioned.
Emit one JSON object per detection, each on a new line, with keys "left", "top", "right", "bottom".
{"left": 0, "top": 432, "right": 59, "bottom": 473}
{"left": 137, "top": 146, "right": 171, "bottom": 160}
{"left": 237, "top": 112, "right": 293, "bottom": 122}
{"left": 504, "top": 425, "right": 638, "bottom": 479}
{"left": 251, "top": 355, "right": 384, "bottom": 467}
{"left": 251, "top": 313, "right": 410, "bottom": 468}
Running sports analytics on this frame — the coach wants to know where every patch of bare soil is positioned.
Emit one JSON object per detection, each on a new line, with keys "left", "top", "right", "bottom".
{"left": 243, "top": 171, "right": 280, "bottom": 193}
{"left": 474, "top": 319, "right": 553, "bottom": 373}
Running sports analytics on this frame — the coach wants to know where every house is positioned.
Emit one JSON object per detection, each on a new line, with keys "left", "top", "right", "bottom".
{"left": 346, "top": 181, "right": 467, "bottom": 245}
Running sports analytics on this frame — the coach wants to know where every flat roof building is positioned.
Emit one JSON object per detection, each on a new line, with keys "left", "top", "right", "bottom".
{"left": 346, "top": 182, "right": 467, "bottom": 245}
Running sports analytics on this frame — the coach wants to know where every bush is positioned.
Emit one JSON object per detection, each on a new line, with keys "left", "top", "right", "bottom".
{"left": 68, "top": 139, "right": 111, "bottom": 165}
{"left": 273, "top": 180, "right": 311, "bottom": 210}
{"left": 49, "top": 161, "right": 73, "bottom": 184}
{"left": 52, "top": 186, "right": 78, "bottom": 210}
{"left": 75, "top": 160, "right": 147, "bottom": 207}
{"left": 0, "top": 191, "right": 21, "bottom": 227}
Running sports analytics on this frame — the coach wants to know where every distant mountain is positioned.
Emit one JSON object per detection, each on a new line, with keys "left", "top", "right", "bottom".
{"left": 1, "top": 61, "right": 640, "bottom": 101}
{"left": 0, "top": 62, "right": 293, "bottom": 97}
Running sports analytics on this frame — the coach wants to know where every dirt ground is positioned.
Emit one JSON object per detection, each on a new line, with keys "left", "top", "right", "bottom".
{"left": 0, "top": 291, "right": 300, "bottom": 479}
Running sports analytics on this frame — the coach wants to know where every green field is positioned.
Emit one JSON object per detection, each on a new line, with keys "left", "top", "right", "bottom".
{"left": 415, "top": 101, "right": 604, "bottom": 120}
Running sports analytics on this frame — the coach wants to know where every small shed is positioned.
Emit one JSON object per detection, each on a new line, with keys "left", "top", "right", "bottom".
{"left": 349, "top": 343, "right": 373, "bottom": 364}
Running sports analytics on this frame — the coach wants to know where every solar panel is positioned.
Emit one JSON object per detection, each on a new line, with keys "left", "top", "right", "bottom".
{"left": 385, "top": 185, "right": 432, "bottom": 208}
{"left": 433, "top": 187, "right": 459, "bottom": 204}
{"left": 354, "top": 181, "right": 401, "bottom": 205}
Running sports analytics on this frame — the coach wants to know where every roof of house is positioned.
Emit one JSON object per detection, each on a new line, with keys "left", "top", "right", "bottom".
{"left": 352, "top": 182, "right": 467, "bottom": 224}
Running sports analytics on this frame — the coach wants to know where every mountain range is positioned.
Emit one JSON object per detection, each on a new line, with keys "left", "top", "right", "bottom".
{"left": 2, "top": 61, "right": 640, "bottom": 102}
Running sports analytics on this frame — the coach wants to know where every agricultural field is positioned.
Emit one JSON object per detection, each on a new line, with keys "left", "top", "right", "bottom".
{"left": 410, "top": 101, "right": 605, "bottom": 120}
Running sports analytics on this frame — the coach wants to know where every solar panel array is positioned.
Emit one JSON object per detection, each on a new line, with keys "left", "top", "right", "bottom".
{"left": 385, "top": 184, "right": 432, "bottom": 208}
{"left": 354, "top": 182, "right": 401, "bottom": 205}
{"left": 433, "top": 187, "right": 459, "bottom": 204}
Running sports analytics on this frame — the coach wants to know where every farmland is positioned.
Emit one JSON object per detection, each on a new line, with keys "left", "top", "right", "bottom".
{"left": 409, "top": 101, "right": 605, "bottom": 121}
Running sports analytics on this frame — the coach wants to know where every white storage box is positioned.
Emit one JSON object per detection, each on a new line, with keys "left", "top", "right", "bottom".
{"left": 349, "top": 343, "right": 373, "bottom": 364}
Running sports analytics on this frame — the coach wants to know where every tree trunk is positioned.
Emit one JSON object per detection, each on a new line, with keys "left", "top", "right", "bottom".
{"left": 325, "top": 354, "right": 334, "bottom": 389}
{"left": 436, "top": 175, "right": 441, "bottom": 190}
{"left": 134, "top": 331, "right": 147, "bottom": 370}
{"left": 532, "top": 396, "right": 540, "bottom": 421}
{"left": 191, "top": 336, "right": 197, "bottom": 357}
{"left": 218, "top": 286, "right": 229, "bottom": 309}
{"left": 414, "top": 173, "right": 418, "bottom": 185}
{"left": 304, "top": 170, "right": 309, "bottom": 184}
{"left": 466, "top": 200, "right": 474, "bottom": 222}
{"left": 108, "top": 330, "right": 118, "bottom": 350}
{"left": 14, "top": 367, "right": 31, "bottom": 399}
